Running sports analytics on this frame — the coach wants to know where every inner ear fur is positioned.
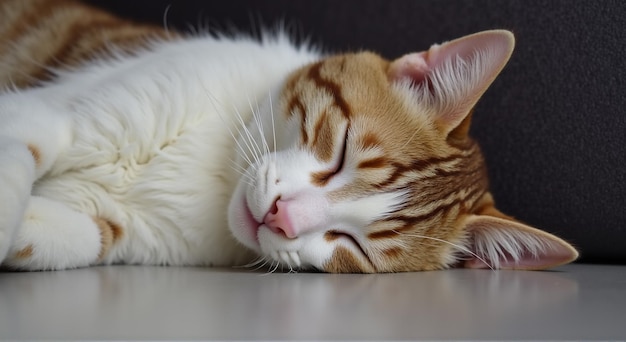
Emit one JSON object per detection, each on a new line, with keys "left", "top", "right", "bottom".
{"left": 461, "top": 205, "right": 579, "bottom": 270}
{"left": 387, "top": 30, "right": 515, "bottom": 138}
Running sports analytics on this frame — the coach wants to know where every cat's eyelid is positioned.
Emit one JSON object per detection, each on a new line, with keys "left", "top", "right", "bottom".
{"left": 331, "top": 126, "right": 349, "bottom": 175}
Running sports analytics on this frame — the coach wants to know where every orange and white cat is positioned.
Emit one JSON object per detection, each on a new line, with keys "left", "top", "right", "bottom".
{"left": 0, "top": 0, "right": 577, "bottom": 272}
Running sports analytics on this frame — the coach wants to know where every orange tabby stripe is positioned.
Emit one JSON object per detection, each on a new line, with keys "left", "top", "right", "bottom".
{"left": 358, "top": 133, "right": 383, "bottom": 150}
{"left": 93, "top": 217, "right": 123, "bottom": 260}
{"left": 311, "top": 169, "right": 334, "bottom": 187}
{"left": 368, "top": 142, "right": 488, "bottom": 241}
{"left": 0, "top": 0, "right": 174, "bottom": 89}
{"left": 307, "top": 61, "right": 351, "bottom": 162}
{"left": 287, "top": 96, "right": 309, "bottom": 144}
{"left": 383, "top": 247, "right": 403, "bottom": 258}
{"left": 368, "top": 188, "right": 486, "bottom": 240}
{"left": 13, "top": 244, "right": 34, "bottom": 259}
{"left": 358, "top": 156, "right": 387, "bottom": 169}
{"left": 284, "top": 58, "right": 360, "bottom": 185}
{"left": 311, "top": 109, "right": 335, "bottom": 162}
{"left": 324, "top": 246, "right": 369, "bottom": 273}
{"left": 307, "top": 61, "right": 351, "bottom": 119}
{"left": 27, "top": 144, "right": 42, "bottom": 167}
{"left": 374, "top": 154, "right": 465, "bottom": 189}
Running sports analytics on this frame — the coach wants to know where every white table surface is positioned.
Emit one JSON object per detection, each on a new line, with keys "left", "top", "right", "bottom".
{"left": 1, "top": 264, "right": 624, "bottom": 340}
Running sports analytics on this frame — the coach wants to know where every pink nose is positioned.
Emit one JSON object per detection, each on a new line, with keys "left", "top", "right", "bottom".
{"left": 263, "top": 199, "right": 297, "bottom": 239}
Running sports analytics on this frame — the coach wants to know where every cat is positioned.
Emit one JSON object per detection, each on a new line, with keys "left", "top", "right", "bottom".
{"left": 0, "top": 0, "right": 578, "bottom": 272}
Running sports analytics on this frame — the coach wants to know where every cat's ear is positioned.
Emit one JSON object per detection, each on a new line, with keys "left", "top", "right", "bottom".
{"left": 460, "top": 208, "right": 579, "bottom": 270}
{"left": 388, "top": 30, "right": 515, "bottom": 138}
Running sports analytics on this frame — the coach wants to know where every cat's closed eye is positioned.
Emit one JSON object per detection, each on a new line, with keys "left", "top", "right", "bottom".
{"left": 313, "top": 127, "right": 349, "bottom": 186}
{"left": 330, "top": 128, "right": 348, "bottom": 177}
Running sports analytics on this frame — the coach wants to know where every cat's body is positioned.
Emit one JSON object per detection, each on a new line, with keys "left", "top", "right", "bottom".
{"left": 0, "top": 0, "right": 578, "bottom": 272}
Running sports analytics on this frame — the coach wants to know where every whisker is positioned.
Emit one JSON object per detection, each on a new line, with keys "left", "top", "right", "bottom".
{"left": 391, "top": 230, "right": 494, "bottom": 270}
{"left": 229, "top": 170, "right": 254, "bottom": 188}
{"left": 234, "top": 256, "right": 267, "bottom": 269}
{"left": 261, "top": 260, "right": 280, "bottom": 276}
{"left": 270, "top": 260, "right": 281, "bottom": 274}
{"left": 268, "top": 90, "right": 277, "bottom": 166}
{"left": 277, "top": 251, "right": 295, "bottom": 273}
{"left": 240, "top": 100, "right": 264, "bottom": 163}
{"left": 0, "top": 45, "right": 54, "bottom": 88}
{"left": 196, "top": 79, "right": 257, "bottom": 169}
{"left": 162, "top": 4, "right": 173, "bottom": 36}
{"left": 260, "top": 263, "right": 272, "bottom": 276}
{"left": 248, "top": 94, "right": 271, "bottom": 158}
{"left": 229, "top": 165, "right": 253, "bottom": 182}
{"left": 400, "top": 129, "right": 420, "bottom": 150}
{"left": 232, "top": 104, "right": 262, "bottom": 167}
{"left": 227, "top": 156, "right": 252, "bottom": 176}
{"left": 252, "top": 257, "right": 272, "bottom": 272}
{"left": 231, "top": 106, "right": 258, "bottom": 160}
{"left": 256, "top": 97, "right": 272, "bottom": 158}
{"left": 235, "top": 89, "right": 264, "bottom": 164}
{"left": 232, "top": 136, "right": 256, "bottom": 169}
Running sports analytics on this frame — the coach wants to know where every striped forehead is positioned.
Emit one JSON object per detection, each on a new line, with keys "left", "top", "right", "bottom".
{"left": 283, "top": 59, "right": 353, "bottom": 163}
{"left": 282, "top": 53, "right": 437, "bottom": 154}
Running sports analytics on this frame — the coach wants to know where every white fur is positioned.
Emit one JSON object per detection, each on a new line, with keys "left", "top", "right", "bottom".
{"left": 5, "top": 196, "right": 102, "bottom": 270}
{"left": 0, "top": 34, "right": 327, "bottom": 270}
{"left": 0, "top": 137, "right": 34, "bottom": 262}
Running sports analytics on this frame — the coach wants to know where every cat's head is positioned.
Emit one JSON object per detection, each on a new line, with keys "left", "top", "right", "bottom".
{"left": 227, "top": 30, "right": 578, "bottom": 272}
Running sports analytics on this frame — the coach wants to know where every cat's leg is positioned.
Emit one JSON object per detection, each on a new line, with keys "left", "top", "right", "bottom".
{"left": 0, "top": 92, "right": 72, "bottom": 265}
{"left": 2, "top": 196, "right": 107, "bottom": 270}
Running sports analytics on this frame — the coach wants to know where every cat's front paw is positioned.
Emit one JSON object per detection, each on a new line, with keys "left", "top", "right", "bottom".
{"left": 0, "top": 138, "right": 36, "bottom": 262}
{"left": 3, "top": 196, "right": 102, "bottom": 271}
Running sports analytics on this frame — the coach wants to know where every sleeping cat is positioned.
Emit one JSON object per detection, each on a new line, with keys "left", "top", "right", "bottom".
{"left": 0, "top": 0, "right": 578, "bottom": 272}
